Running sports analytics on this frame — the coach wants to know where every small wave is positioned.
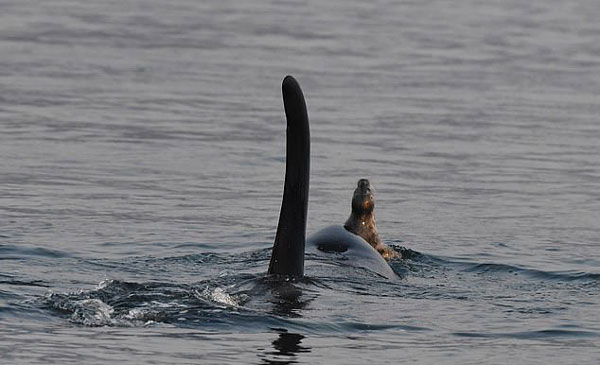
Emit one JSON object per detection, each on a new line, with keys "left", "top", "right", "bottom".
{"left": 42, "top": 279, "right": 189, "bottom": 327}
{"left": 68, "top": 298, "right": 115, "bottom": 326}
{"left": 430, "top": 257, "right": 600, "bottom": 283}
{"left": 454, "top": 328, "right": 600, "bottom": 340}
{"left": 194, "top": 286, "right": 242, "bottom": 307}
{"left": 464, "top": 262, "right": 600, "bottom": 282}
{"left": 0, "top": 244, "right": 72, "bottom": 259}
{"left": 0, "top": 278, "right": 49, "bottom": 288}
{"left": 41, "top": 278, "right": 255, "bottom": 328}
{"left": 393, "top": 246, "right": 423, "bottom": 261}
{"left": 341, "top": 321, "right": 430, "bottom": 332}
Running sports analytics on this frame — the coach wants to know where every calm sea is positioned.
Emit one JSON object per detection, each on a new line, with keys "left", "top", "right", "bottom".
{"left": 1, "top": 0, "right": 599, "bottom": 363}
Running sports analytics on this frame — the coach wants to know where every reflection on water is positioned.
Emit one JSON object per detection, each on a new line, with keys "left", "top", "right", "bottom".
{"left": 259, "top": 329, "right": 310, "bottom": 365}
{"left": 266, "top": 280, "right": 311, "bottom": 318}
{"left": 255, "top": 279, "right": 312, "bottom": 363}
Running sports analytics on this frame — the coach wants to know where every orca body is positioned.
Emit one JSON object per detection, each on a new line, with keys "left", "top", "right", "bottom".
{"left": 307, "top": 225, "right": 396, "bottom": 279}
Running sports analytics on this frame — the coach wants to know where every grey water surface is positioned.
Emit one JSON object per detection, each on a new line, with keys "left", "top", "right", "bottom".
{"left": 1, "top": 0, "right": 600, "bottom": 364}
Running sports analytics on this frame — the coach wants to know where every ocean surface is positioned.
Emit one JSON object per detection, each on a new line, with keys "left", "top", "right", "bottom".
{"left": 1, "top": 0, "right": 599, "bottom": 363}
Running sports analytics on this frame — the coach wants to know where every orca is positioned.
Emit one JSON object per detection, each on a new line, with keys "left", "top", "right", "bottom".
{"left": 267, "top": 76, "right": 395, "bottom": 279}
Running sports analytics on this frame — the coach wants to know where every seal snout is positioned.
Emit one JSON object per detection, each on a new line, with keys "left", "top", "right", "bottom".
{"left": 351, "top": 178, "right": 375, "bottom": 214}
{"left": 357, "top": 178, "right": 374, "bottom": 195}
{"left": 357, "top": 178, "right": 370, "bottom": 189}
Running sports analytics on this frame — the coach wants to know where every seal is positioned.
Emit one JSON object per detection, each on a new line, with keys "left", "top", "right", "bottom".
{"left": 267, "top": 76, "right": 396, "bottom": 279}
{"left": 306, "top": 179, "right": 398, "bottom": 279}
{"left": 344, "top": 179, "right": 399, "bottom": 260}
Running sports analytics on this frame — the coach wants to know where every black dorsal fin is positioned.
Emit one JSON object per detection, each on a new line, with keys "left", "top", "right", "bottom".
{"left": 268, "top": 76, "right": 310, "bottom": 277}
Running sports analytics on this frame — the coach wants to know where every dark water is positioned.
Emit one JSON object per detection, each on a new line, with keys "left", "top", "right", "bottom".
{"left": 1, "top": 0, "right": 599, "bottom": 363}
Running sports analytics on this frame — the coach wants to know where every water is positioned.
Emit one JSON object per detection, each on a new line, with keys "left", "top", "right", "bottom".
{"left": 1, "top": 0, "right": 599, "bottom": 363}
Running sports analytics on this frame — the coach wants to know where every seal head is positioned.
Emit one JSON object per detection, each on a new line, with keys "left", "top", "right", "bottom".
{"left": 344, "top": 179, "right": 399, "bottom": 260}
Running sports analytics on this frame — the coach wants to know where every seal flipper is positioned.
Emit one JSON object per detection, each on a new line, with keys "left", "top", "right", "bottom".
{"left": 268, "top": 76, "right": 310, "bottom": 277}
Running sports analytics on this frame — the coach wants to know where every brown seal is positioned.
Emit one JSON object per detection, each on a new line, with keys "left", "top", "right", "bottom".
{"left": 344, "top": 179, "right": 399, "bottom": 260}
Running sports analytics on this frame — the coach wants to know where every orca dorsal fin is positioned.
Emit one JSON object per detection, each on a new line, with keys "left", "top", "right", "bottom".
{"left": 268, "top": 76, "right": 310, "bottom": 277}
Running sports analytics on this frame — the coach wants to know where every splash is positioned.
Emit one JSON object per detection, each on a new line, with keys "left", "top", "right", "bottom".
{"left": 195, "top": 286, "right": 240, "bottom": 307}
